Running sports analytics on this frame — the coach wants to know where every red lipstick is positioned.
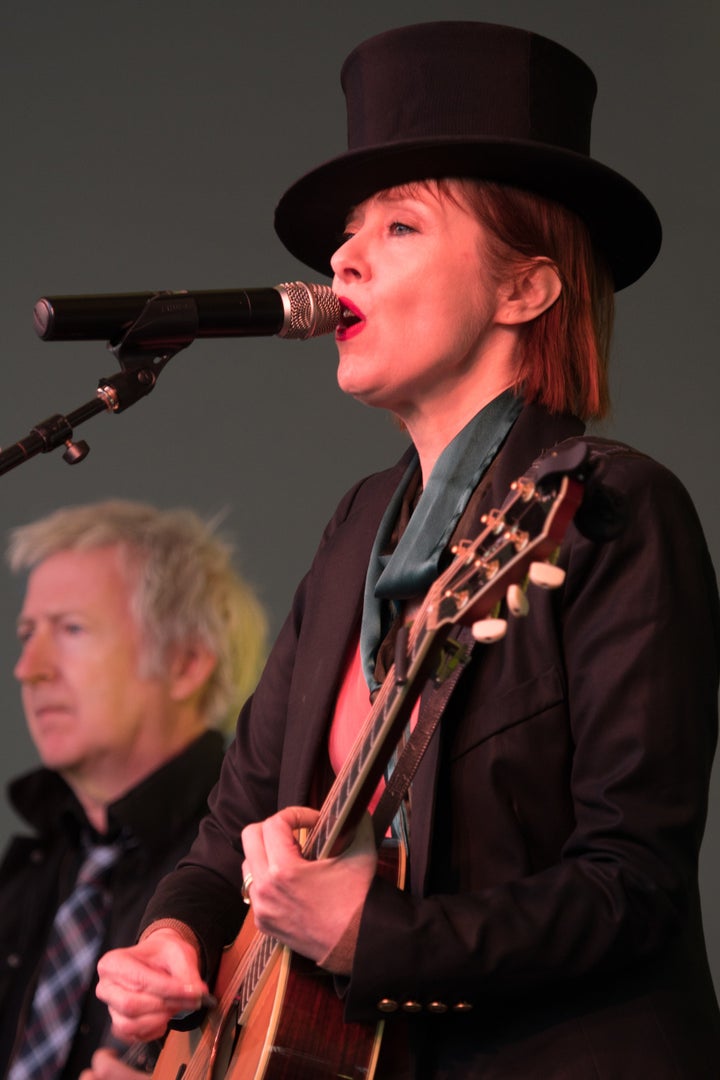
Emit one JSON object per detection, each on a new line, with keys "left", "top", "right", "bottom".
{"left": 336, "top": 297, "right": 365, "bottom": 341}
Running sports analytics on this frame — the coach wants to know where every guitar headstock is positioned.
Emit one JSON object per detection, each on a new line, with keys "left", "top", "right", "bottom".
{"left": 424, "top": 444, "right": 589, "bottom": 639}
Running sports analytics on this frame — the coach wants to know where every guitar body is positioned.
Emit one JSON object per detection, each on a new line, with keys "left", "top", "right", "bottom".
{"left": 152, "top": 844, "right": 403, "bottom": 1080}
{"left": 150, "top": 912, "right": 288, "bottom": 1080}
{"left": 152, "top": 920, "right": 383, "bottom": 1080}
{"left": 228, "top": 943, "right": 383, "bottom": 1080}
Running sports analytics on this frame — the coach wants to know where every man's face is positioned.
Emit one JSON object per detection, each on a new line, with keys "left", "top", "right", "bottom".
{"left": 14, "top": 545, "right": 173, "bottom": 789}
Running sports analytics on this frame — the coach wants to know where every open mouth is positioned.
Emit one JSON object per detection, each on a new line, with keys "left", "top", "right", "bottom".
{"left": 337, "top": 297, "right": 365, "bottom": 339}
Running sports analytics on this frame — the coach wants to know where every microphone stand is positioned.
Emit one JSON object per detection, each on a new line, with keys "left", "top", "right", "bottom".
{"left": 0, "top": 293, "right": 199, "bottom": 477}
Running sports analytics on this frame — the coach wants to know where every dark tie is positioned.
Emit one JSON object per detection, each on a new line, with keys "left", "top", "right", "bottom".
{"left": 9, "top": 840, "right": 122, "bottom": 1080}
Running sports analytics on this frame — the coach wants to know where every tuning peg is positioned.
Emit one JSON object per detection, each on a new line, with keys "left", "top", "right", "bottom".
{"left": 506, "top": 584, "right": 529, "bottom": 617}
{"left": 528, "top": 562, "right": 566, "bottom": 589}
{"left": 472, "top": 618, "right": 507, "bottom": 643}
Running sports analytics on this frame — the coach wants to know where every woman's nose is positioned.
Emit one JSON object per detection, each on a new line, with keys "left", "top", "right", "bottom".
{"left": 330, "top": 231, "right": 369, "bottom": 282}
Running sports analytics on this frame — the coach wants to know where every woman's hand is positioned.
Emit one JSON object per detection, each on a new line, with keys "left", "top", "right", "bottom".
{"left": 95, "top": 927, "right": 210, "bottom": 1043}
{"left": 240, "top": 806, "right": 377, "bottom": 964}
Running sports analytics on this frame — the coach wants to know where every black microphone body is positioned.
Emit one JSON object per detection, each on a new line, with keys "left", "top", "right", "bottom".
{"left": 33, "top": 282, "right": 341, "bottom": 343}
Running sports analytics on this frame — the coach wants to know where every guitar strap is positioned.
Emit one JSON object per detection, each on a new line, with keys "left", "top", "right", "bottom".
{"left": 371, "top": 624, "right": 475, "bottom": 843}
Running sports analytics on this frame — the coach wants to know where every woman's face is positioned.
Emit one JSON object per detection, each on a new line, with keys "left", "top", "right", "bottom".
{"left": 331, "top": 182, "right": 513, "bottom": 429}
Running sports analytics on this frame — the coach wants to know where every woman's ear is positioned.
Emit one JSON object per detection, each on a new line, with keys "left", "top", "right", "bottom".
{"left": 496, "top": 259, "right": 562, "bottom": 326}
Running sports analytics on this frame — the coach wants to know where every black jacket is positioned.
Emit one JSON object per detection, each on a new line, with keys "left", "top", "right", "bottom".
{"left": 144, "top": 406, "right": 720, "bottom": 1077}
{"left": 0, "top": 729, "right": 224, "bottom": 1078}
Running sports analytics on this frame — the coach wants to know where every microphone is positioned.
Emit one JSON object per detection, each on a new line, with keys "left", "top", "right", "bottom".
{"left": 33, "top": 281, "right": 342, "bottom": 343}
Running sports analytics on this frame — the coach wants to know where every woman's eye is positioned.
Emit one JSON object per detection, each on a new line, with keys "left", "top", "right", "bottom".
{"left": 389, "top": 221, "right": 415, "bottom": 236}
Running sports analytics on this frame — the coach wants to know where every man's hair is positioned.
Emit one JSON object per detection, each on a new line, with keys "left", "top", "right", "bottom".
{"left": 7, "top": 500, "right": 268, "bottom": 734}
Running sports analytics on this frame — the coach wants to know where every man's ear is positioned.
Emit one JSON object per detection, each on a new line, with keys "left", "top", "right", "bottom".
{"left": 496, "top": 259, "right": 562, "bottom": 326}
{"left": 167, "top": 643, "right": 218, "bottom": 703}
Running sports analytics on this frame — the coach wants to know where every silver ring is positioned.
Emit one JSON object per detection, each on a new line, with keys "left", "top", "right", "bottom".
{"left": 241, "top": 872, "right": 254, "bottom": 904}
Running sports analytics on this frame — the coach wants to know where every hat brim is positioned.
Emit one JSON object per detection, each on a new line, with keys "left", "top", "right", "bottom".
{"left": 274, "top": 138, "right": 661, "bottom": 291}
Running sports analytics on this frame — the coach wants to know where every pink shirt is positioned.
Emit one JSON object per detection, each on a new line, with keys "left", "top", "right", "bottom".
{"left": 328, "top": 635, "right": 420, "bottom": 816}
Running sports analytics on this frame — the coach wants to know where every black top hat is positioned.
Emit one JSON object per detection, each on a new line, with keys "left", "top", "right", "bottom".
{"left": 274, "top": 22, "right": 661, "bottom": 290}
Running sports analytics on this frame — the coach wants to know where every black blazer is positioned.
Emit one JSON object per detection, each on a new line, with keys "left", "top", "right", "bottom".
{"left": 147, "top": 406, "right": 720, "bottom": 1078}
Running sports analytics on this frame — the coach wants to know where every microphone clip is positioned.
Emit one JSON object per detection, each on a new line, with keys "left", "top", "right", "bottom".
{"left": 110, "top": 290, "right": 199, "bottom": 368}
{"left": 98, "top": 291, "right": 200, "bottom": 413}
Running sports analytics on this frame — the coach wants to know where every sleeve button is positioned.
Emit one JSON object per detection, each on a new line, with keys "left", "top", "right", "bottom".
{"left": 401, "top": 1000, "right": 423, "bottom": 1013}
{"left": 377, "top": 998, "right": 399, "bottom": 1013}
{"left": 427, "top": 1001, "right": 448, "bottom": 1014}
{"left": 452, "top": 1001, "right": 474, "bottom": 1013}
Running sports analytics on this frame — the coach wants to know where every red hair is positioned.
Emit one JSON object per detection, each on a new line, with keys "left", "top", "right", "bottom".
{"left": 449, "top": 179, "right": 614, "bottom": 421}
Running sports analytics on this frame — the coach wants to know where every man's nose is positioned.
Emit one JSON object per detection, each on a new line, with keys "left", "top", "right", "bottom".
{"left": 14, "top": 631, "right": 55, "bottom": 684}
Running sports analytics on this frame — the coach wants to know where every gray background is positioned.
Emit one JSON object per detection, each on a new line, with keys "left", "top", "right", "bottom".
{"left": 1, "top": 0, "right": 718, "bottom": 989}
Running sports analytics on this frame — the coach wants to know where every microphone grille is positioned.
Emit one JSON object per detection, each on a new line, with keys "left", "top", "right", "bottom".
{"left": 276, "top": 282, "right": 341, "bottom": 339}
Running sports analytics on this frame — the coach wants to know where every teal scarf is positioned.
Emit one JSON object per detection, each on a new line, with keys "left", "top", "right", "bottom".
{"left": 360, "top": 389, "right": 522, "bottom": 692}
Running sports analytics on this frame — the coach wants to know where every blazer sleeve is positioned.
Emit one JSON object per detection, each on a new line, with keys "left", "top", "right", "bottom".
{"left": 139, "top": 469, "right": 386, "bottom": 972}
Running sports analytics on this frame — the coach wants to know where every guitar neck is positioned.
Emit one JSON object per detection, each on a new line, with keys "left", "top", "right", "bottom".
{"left": 304, "top": 611, "right": 451, "bottom": 862}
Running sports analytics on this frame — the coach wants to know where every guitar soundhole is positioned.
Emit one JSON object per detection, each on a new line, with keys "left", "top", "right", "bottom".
{"left": 208, "top": 999, "right": 241, "bottom": 1079}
